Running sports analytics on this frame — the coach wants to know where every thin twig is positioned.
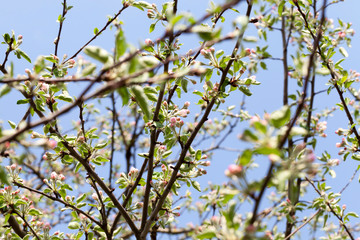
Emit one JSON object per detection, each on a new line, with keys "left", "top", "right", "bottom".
{"left": 284, "top": 210, "right": 321, "bottom": 240}
{"left": 306, "top": 177, "right": 355, "bottom": 240}
{"left": 52, "top": 0, "right": 68, "bottom": 73}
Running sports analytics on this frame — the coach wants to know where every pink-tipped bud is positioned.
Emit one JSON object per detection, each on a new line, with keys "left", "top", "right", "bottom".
{"left": 92, "top": 193, "right": 98, "bottom": 201}
{"left": 147, "top": 9, "right": 155, "bottom": 19}
{"left": 135, "top": 202, "right": 144, "bottom": 208}
{"left": 170, "top": 117, "right": 177, "bottom": 124}
{"left": 178, "top": 109, "right": 188, "bottom": 117}
{"left": 48, "top": 140, "right": 57, "bottom": 149}
{"left": 225, "top": 164, "right": 243, "bottom": 177}
{"left": 338, "top": 31, "right": 346, "bottom": 38}
{"left": 200, "top": 49, "right": 207, "bottom": 56}
{"left": 58, "top": 174, "right": 65, "bottom": 181}
{"left": 10, "top": 164, "right": 17, "bottom": 171}
{"left": 50, "top": 171, "right": 58, "bottom": 180}
{"left": 184, "top": 101, "right": 190, "bottom": 108}
{"left": 145, "top": 38, "right": 154, "bottom": 47}
{"left": 44, "top": 223, "right": 51, "bottom": 230}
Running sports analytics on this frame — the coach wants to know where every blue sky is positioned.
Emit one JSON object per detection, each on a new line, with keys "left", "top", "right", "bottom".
{"left": 1, "top": 0, "right": 360, "bottom": 238}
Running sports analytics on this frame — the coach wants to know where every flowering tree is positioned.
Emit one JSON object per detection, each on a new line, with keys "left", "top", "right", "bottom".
{"left": 0, "top": 0, "right": 359, "bottom": 239}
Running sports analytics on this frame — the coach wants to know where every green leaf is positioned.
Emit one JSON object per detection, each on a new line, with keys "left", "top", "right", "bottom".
{"left": 162, "top": 150, "right": 172, "bottom": 159}
{"left": 243, "top": 36, "right": 258, "bottom": 42}
{"left": 16, "top": 99, "right": 30, "bottom": 104}
{"left": 8, "top": 120, "right": 16, "bottom": 129}
{"left": 94, "top": 27, "right": 99, "bottom": 35}
{"left": 239, "top": 149, "right": 252, "bottom": 166}
{"left": 28, "top": 208, "right": 42, "bottom": 216}
{"left": 278, "top": 1, "right": 286, "bottom": 17}
{"left": 18, "top": 49, "right": 31, "bottom": 63}
{"left": 3, "top": 33, "right": 11, "bottom": 43}
{"left": 191, "top": 180, "right": 201, "bottom": 192}
{"left": 290, "top": 126, "right": 308, "bottom": 136}
{"left": 117, "top": 87, "right": 130, "bottom": 106}
{"left": 95, "top": 142, "right": 108, "bottom": 149}
{"left": 339, "top": 47, "right": 349, "bottom": 58}
{"left": 239, "top": 86, "right": 252, "bottom": 96}
{"left": 95, "top": 156, "right": 109, "bottom": 162}
{"left": 84, "top": 46, "right": 111, "bottom": 64}
{"left": 351, "top": 154, "right": 360, "bottom": 161}
{"left": 131, "top": 86, "right": 151, "bottom": 121}
{"left": 270, "top": 106, "right": 291, "bottom": 128}
{"left": 0, "top": 166, "right": 10, "bottom": 185}
{"left": 260, "top": 61, "right": 267, "bottom": 70}
{"left": 192, "top": 25, "right": 218, "bottom": 41}
{"left": 56, "top": 91, "right": 73, "bottom": 102}
{"left": 0, "top": 85, "right": 11, "bottom": 98}
{"left": 76, "top": 193, "right": 87, "bottom": 203}
{"left": 196, "top": 231, "right": 217, "bottom": 239}
{"left": 181, "top": 79, "right": 188, "bottom": 93}
{"left": 149, "top": 23, "right": 156, "bottom": 33}
{"left": 115, "top": 28, "right": 127, "bottom": 60}
{"left": 241, "top": 129, "right": 258, "bottom": 142}
{"left": 195, "top": 150, "right": 202, "bottom": 160}
{"left": 4, "top": 214, "right": 11, "bottom": 224}
{"left": 81, "top": 64, "right": 97, "bottom": 77}
{"left": 68, "top": 222, "right": 80, "bottom": 229}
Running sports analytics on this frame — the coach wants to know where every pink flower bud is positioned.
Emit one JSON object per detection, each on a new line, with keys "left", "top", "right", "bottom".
{"left": 170, "top": 117, "right": 177, "bottom": 124}
{"left": 147, "top": 9, "right": 155, "bottom": 19}
{"left": 10, "top": 164, "right": 17, "bottom": 170}
{"left": 50, "top": 171, "right": 58, "bottom": 180}
{"left": 161, "top": 164, "right": 166, "bottom": 171}
{"left": 58, "top": 174, "right": 66, "bottom": 181}
{"left": 178, "top": 109, "right": 188, "bottom": 117}
{"left": 338, "top": 31, "right": 346, "bottom": 38}
{"left": 200, "top": 49, "right": 207, "bottom": 56}
{"left": 48, "top": 140, "right": 57, "bottom": 149}
{"left": 184, "top": 101, "right": 190, "bottom": 108}
{"left": 44, "top": 223, "right": 51, "bottom": 230}
{"left": 145, "top": 38, "right": 154, "bottom": 47}
{"left": 225, "top": 164, "right": 243, "bottom": 176}
{"left": 40, "top": 83, "right": 49, "bottom": 92}
{"left": 135, "top": 202, "right": 144, "bottom": 208}
{"left": 92, "top": 193, "right": 98, "bottom": 201}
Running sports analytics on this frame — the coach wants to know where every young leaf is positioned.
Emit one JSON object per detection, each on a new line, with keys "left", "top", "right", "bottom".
{"left": 18, "top": 49, "right": 31, "bottom": 63}
{"left": 8, "top": 120, "right": 16, "bottom": 129}
{"left": 84, "top": 46, "right": 111, "bottom": 64}
{"left": 115, "top": 28, "right": 127, "bottom": 60}
{"left": 131, "top": 86, "right": 151, "bottom": 121}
